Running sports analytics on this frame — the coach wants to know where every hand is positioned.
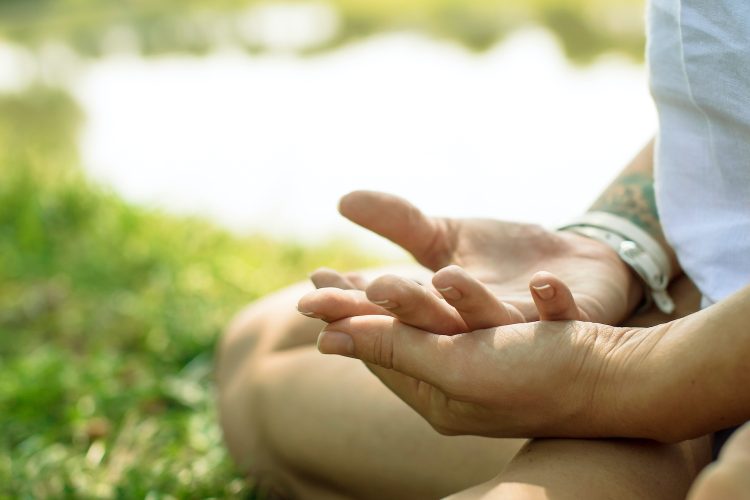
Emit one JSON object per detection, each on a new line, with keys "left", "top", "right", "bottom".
{"left": 302, "top": 191, "right": 641, "bottom": 333}
{"left": 314, "top": 314, "right": 668, "bottom": 440}
{"left": 301, "top": 267, "right": 585, "bottom": 333}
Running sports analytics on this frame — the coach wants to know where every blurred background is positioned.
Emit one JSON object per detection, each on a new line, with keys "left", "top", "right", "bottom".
{"left": 1, "top": 0, "right": 653, "bottom": 497}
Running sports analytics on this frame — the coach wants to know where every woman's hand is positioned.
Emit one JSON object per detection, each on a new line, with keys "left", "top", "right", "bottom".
{"left": 315, "top": 315, "right": 664, "bottom": 440}
{"left": 315, "top": 283, "right": 750, "bottom": 442}
{"left": 303, "top": 191, "right": 642, "bottom": 334}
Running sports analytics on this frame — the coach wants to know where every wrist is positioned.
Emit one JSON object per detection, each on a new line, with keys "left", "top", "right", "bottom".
{"left": 585, "top": 323, "right": 673, "bottom": 439}
{"left": 557, "top": 230, "right": 644, "bottom": 321}
{"left": 558, "top": 212, "right": 675, "bottom": 316}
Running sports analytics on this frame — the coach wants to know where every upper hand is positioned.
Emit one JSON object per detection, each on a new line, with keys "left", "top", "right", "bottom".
{"left": 304, "top": 191, "right": 641, "bottom": 332}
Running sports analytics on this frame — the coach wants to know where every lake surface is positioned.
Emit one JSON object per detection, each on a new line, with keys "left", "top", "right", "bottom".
{"left": 74, "top": 28, "right": 655, "bottom": 257}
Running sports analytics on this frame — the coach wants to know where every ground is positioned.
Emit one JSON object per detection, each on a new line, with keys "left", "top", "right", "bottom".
{"left": 0, "top": 88, "right": 379, "bottom": 498}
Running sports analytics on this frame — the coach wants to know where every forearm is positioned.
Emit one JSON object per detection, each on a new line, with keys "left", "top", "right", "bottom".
{"left": 589, "top": 139, "right": 681, "bottom": 278}
{"left": 622, "top": 274, "right": 701, "bottom": 328}
{"left": 639, "top": 284, "right": 750, "bottom": 442}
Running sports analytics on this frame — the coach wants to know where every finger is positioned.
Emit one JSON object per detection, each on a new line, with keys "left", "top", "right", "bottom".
{"left": 297, "top": 288, "right": 392, "bottom": 322}
{"left": 362, "top": 362, "right": 454, "bottom": 432}
{"left": 314, "top": 315, "right": 445, "bottom": 423}
{"left": 317, "top": 316, "right": 460, "bottom": 392}
{"left": 343, "top": 272, "right": 369, "bottom": 291}
{"left": 310, "top": 267, "right": 357, "bottom": 290}
{"left": 338, "top": 191, "right": 452, "bottom": 270}
{"left": 432, "top": 265, "right": 525, "bottom": 328}
{"left": 365, "top": 274, "right": 467, "bottom": 334}
{"left": 529, "top": 271, "right": 588, "bottom": 321}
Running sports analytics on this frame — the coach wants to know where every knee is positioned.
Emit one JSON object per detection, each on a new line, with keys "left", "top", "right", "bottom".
{"left": 216, "top": 281, "right": 316, "bottom": 385}
{"left": 688, "top": 424, "right": 750, "bottom": 500}
{"left": 216, "top": 301, "right": 267, "bottom": 388}
{"left": 688, "top": 462, "right": 750, "bottom": 500}
{"left": 215, "top": 284, "right": 319, "bottom": 481}
{"left": 215, "top": 301, "right": 267, "bottom": 469}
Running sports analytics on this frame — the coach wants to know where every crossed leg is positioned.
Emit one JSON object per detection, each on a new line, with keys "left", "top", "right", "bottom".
{"left": 217, "top": 266, "right": 711, "bottom": 499}
{"left": 217, "top": 266, "right": 525, "bottom": 499}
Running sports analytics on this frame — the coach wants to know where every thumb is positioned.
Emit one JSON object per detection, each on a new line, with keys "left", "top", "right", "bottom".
{"left": 338, "top": 191, "right": 452, "bottom": 270}
{"left": 317, "top": 316, "right": 452, "bottom": 390}
{"left": 317, "top": 316, "right": 460, "bottom": 426}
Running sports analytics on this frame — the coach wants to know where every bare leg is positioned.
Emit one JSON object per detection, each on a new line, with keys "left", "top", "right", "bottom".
{"left": 216, "top": 266, "right": 525, "bottom": 499}
{"left": 218, "top": 269, "right": 709, "bottom": 499}
{"left": 448, "top": 437, "right": 710, "bottom": 500}
{"left": 688, "top": 422, "right": 750, "bottom": 500}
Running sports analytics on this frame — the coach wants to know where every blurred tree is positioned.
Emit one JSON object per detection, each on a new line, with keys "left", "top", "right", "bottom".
{"left": 0, "top": 0, "right": 645, "bottom": 62}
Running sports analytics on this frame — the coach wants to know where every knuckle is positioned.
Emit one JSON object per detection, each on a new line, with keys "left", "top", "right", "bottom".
{"left": 371, "top": 327, "right": 395, "bottom": 369}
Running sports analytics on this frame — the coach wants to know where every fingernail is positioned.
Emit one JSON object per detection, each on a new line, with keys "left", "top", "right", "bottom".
{"left": 298, "top": 310, "right": 320, "bottom": 319}
{"left": 436, "top": 286, "right": 461, "bottom": 301}
{"left": 532, "top": 284, "right": 556, "bottom": 300}
{"left": 371, "top": 299, "right": 397, "bottom": 310}
{"left": 317, "top": 331, "right": 355, "bottom": 356}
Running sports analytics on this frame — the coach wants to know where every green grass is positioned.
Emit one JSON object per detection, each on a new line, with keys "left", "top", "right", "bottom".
{"left": 0, "top": 88, "right": 380, "bottom": 498}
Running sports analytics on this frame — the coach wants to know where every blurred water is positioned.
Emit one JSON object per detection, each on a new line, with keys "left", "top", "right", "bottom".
{"left": 75, "top": 28, "right": 655, "bottom": 257}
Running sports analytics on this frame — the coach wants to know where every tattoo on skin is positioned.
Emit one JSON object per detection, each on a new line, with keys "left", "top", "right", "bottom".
{"left": 590, "top": 172, "right": 661, "bottom": 238}
{"left": 587, "top": 141, "right": 679, "bottom": 276}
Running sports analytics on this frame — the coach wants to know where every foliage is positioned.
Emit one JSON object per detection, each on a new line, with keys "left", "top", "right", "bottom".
{"left": 0, "top": 88, "right": 379, "bottom": 497}
{"left": 0, "top": 0, "right": 646, "bottom": 62}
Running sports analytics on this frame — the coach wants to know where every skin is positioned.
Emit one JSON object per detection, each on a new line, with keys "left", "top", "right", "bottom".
{"left": 689, "top": 422, "right": 750, "bottom": 500}
{"left": 449, "top": 437, "right": 709, "bottom": 500}
{"left": 217, "top": 141, "right": 726, "bottom": 498}
{"left": 306, "top": 140, "right": 732, "bottom": 441}
{"left": 218, "top": 270, "right": 709, "bottom": 500}
{"left": 218, "top": 268, "right": 529, "bottom": 500}
{"left": 300, "top": 141, "right": 670, "bottom": 337}
{"left": 315, "top": 281, "right": 750, "bottom": 442}
{"left": 327, "top": 189, "right": 643, "bottom": 326}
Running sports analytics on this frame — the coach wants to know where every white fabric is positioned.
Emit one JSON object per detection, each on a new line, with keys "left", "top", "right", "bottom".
{"left": 648, "top": 0, "right": 750, "bottom": 305}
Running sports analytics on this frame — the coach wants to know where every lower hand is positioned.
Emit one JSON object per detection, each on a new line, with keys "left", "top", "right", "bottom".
{"left": 315, "top": 314, "right": 667, "bottom": 440}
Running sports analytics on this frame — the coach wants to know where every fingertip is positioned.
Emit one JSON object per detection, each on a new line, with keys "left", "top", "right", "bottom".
{"left": 317, "top": 330, "right": 355, "bottom": 356}
{"left": 432, "top": 265, "right": 468, "bottom": 293}
{"left": 365, "top": 274, "right": 403, "bottom": 302}
{"left": 310, "top": 267, "right": 355, "bottom": 290}
{"left": 338, "top": 190, "right": 365, "bottom": 215}
{"left": 529, "top": 271, "right": 571, "bottom": 301}
{"left": 529, "top": 271, "right": 581, "bottom": 321}
{"left": 297, "top": 288, "right": 320, "bottom": 311}
{"left": 338, "top": 190, "right": 387, "bottom": 217}
{"left": 309, "top": 266, "right": 331, "bottom": 280}
{"left": 530, "top": 283, "right": 556, "bottom": 301}
{"left": 529, "top": 270, "right": 560, "bottom": 289}
{"left": 435, "top": 285, "right": 462, "bottom": 301}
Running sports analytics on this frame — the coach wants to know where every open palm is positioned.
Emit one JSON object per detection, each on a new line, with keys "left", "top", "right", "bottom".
{"left": 306, "top": 191, "right": 640, "bottom": 329}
